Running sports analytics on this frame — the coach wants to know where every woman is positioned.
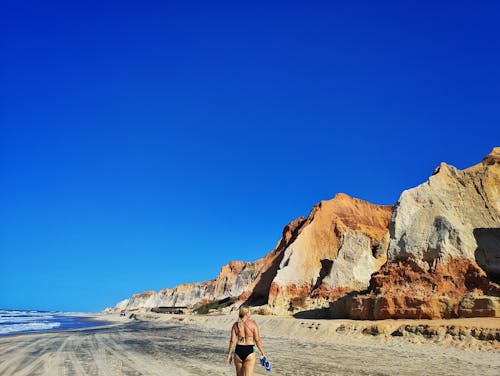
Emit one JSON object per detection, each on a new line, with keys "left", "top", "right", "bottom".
{"left": 226, "top": 307, "right": 267, "bottom": 376}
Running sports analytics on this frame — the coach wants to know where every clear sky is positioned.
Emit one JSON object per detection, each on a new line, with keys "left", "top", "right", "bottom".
{"left": 1, "top": 1, "right": 499, "bottom": 312}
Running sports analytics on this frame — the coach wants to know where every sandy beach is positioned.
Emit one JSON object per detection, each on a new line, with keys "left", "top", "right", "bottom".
{"left": 0, "top": 314, "right": 499, "bottom": 376}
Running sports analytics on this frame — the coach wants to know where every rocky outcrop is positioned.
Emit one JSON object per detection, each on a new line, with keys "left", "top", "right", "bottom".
{"left": 119, "top": 261, "right": 247, "bottom": 310}
{"left": 109, "top": 194, "right": 392, "bottom": 314}
{"left": 268, "top": 194, "right": 392, "bottom": 314}
{"left": 109, "top": 217, "right": 308, "bottom": 312}
{"left": 108, "top": 148, "right": 500, "bottom": 320}
{"left": 338, "top": 148, "right": 500, "bottom": 319}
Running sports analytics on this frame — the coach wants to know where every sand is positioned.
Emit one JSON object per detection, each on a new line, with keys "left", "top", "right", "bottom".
{"left": 0, "top": 313, "right": 499, "bottom": 376}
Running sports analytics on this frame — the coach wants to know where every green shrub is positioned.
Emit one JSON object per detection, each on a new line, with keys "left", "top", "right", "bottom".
{"left": 193, "top": 297, "right": 236, "bottom": 314}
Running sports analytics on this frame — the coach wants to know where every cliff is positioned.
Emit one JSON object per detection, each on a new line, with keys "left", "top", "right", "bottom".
{"left": 268, "top": 193, "right": 392, "bottom": 314}
{"left": 338, "top": 147, "right": 500, "bottom": 319}
{"left": 113, "top": 218, "right": 308, "bottom": 311}
{"left": 108, "top": 148, "right": 500, "bottom": 320}
{"left": 109, "top": 194, "right": 392, "bottom": 314}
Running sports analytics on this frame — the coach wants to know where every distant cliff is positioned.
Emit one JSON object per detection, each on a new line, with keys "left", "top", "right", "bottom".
{"left": 107, "top": 148, "right": 500, "bottom": 319}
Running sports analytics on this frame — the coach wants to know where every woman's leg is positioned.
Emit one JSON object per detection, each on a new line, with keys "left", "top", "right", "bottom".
{"left": 243, "top": 353, "right": 256, "bottom": 376}
{"left": 234, "top": 354, "right": 244, "bottom": 376}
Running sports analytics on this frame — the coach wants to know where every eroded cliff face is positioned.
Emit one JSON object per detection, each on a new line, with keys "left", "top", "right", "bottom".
{"left": 111, "top": 217, "right": 307, "bottom": 312}
{"left": 109, "top": 148, "right": 500, "bottom": 320}
{"left": 340, "top": 148, "right": 500, "bottom": 319}
{"left": 120, "top": 261, "right": 246, "bottom": 310}
{"left": 109, "top": 195, "right": 391, "bottom": 313}
{"left": 268, "top": 194, "right": 392, "bottom": 314}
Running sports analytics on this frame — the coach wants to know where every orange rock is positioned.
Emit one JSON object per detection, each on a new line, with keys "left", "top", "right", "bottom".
{"left": 268, "top": 193, "right": 392, "bottom": 313}
{"left": 345, "top": 147, "right": 500, "bottom": 320}
{"left": 341, "top": 258, "right": 496, "bottom": 319}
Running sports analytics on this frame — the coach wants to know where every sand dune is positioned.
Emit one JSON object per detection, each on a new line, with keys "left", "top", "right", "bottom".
{"left": 0, "top": 315, "right": 499, "bottom": 376}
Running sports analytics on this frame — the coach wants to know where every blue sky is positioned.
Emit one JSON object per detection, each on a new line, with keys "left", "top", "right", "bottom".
{"left": 1, "top": 1, "right": 499, "bottom": 312}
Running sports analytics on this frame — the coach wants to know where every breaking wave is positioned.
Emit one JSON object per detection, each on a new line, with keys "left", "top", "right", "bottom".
{"left": 0, "top": 310, "right": 106, "bottom": 336}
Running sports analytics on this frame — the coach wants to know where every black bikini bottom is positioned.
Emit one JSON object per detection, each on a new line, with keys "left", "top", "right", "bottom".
{"left": 235, "top": 344, "right": 254, "bottom": 361}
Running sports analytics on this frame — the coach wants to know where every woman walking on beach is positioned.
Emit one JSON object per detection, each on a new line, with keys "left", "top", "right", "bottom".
{"left": 227, "top": 307, "right": 267, "bottom": 376}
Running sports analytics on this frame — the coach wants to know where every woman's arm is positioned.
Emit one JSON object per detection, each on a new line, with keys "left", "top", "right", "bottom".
{"left": 226, "top": 323, "right": 237, "bottom": 364}
{"left": 253, "top": 321, "right": 266, "bottom": 358}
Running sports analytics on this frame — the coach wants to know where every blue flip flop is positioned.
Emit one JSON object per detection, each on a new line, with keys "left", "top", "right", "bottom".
{"left": 260, "top": 356, "right": 271, "bottom": 372}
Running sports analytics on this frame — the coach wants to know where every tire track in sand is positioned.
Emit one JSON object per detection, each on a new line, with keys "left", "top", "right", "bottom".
{"left": 63, "top": 336, "right": 91, "bottom": 376}
{"left": 95, "top": 331, "right": 192, "bottom": 376}
{"left": 94, "top": 331, "right": 162, "bottom": 375}
{"left": 42, "top": 335, "right": 76, "bottom": 376}
{"left": 113, "top": 322, "right": 232, "bottom": 376}
{"left": 0, "top": 335, "right": 57, "bottom": 375}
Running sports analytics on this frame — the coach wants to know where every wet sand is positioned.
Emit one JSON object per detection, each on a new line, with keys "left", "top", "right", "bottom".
{"left": 0, "top": 315, "right": 499, "bottom": 375}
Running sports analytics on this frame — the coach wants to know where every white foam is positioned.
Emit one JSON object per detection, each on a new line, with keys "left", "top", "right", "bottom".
{"left": 0, "top": 310, "right": 55, "bottom": 317}
{"left": 0, "top": 321, "right": 61, "bottom": 335}
{"left": 0, "top": 311, "right": 55, "bottom": 324}
{"left": 0, "top": 310, "right": 49, "bottom": 314}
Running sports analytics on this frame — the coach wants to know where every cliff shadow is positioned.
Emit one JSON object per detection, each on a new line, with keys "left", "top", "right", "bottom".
{"left": 474, "top": 227, "right": 500, "bottom": 284}
{"left": 293, "top": 292, "right": 359, "bottom": 319}
{"left": 293, "top": 307, "right": 330, "bottom": 319}
{"left": 244, "top": 249, "right": 286, "bottom": 306}
{"left": 313, "top": 259, "right": 334, "bottom": 290}
{"left": 244, "top": 217, "right": 307, "bottom": 306}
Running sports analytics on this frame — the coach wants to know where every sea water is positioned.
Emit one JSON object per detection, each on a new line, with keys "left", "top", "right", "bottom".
{"left": 0, "top": 309, "right": 107, "bottom": 335}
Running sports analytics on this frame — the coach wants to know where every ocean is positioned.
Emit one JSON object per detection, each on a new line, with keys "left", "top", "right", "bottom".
{"left": 0, "top": 309, "right": 108, "bottom": 336}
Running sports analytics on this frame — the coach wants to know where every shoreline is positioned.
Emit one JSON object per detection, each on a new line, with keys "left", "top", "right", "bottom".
{"left": 9, "top": 310, "right": 496, "bottom": 350}
{"left": 0, "top": 312, "right": 123, "bottom": 338}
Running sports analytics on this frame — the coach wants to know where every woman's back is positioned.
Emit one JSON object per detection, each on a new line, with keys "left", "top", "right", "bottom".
{"left": 234, "top": 319, "right": 256, "bottom": 345}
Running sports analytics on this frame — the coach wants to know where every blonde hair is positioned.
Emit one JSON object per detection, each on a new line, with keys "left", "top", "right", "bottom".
{"left": 237, "top": 306, "right": 250, "bottom": 335}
